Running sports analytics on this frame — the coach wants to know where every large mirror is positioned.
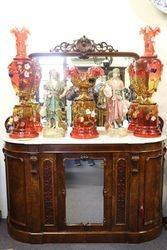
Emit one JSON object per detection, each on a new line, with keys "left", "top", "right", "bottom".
{"left": 29, "top": 36, "right": 139, "bottom": 126}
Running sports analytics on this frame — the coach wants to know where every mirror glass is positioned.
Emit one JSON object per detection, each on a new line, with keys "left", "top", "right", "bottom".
{"left": 64, "top": 157, "right": 104, "bottom": 225}
{"left": 36, "top": 55, "right": 134, "bottom": 102}
{"left": 35, "top": 55, "right": 135, "bottom": 126}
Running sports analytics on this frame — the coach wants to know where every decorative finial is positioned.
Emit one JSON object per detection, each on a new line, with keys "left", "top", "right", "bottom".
{"left": 140, "top": 26, "right": 160, "bottom": 57}
{"left": 11, "top": 27, "right": 30, "bottom": 58}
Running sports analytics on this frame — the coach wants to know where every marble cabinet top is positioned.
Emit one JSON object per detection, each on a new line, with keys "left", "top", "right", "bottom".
{"left": 2, "top": 127, "right": 166, "bottom": 145}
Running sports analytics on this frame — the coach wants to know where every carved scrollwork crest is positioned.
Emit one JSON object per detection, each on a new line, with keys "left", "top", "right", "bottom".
{"left": 50, "top": 35, "right": 118, "bottom": 56}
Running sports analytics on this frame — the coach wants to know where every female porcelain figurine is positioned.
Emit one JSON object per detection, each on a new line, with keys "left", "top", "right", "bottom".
{"left": 41, "top": 69, "right": 67, "bottom": 137}
{"left": 95, "top": 75, "right": 107, "bottom": 109}
{"left": 103, "top": 68, "right": 128, "bottom": 136}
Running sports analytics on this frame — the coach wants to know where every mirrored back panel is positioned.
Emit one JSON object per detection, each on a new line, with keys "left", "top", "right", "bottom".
{"left": 29, "top": 36, "right": 139, "bottom": 126}
{"left": 30, "top": 36, "right": 139, "bottom": 101}
{"left": 31, "top": 55, "right": 138, "bottom": 103}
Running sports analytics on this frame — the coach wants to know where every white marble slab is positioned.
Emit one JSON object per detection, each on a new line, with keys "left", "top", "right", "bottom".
{"left": 2, "top": 127, "right": 166, "bottom": 145}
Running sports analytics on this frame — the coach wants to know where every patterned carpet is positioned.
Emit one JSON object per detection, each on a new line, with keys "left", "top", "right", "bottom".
{"left": 0, "top": 220, "right": 167, "bottom": 250}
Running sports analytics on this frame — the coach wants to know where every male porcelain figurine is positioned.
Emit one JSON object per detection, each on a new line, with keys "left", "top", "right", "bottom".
{"left": 41, "top": 69, "right": 67, "bottom": 137}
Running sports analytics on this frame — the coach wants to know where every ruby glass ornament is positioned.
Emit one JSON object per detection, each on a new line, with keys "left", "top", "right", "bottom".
{"left": 134, "top": 104, "right": 161, "bottom": 137}
{"left": 67, "top": 66, "right": 104, "bottom": 139}
{"left": 128, "top": 26, "right": 163, "bottom": 137}
{"left": 8, "top": 27, "right": 42, "bottom": 139}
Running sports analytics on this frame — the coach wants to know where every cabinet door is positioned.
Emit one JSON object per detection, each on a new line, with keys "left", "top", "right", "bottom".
{"left": 57, "top": 153, "right": 112, "bottom": 231}
{"left": 139, "top": 151, "right": 163, "bottom": 230}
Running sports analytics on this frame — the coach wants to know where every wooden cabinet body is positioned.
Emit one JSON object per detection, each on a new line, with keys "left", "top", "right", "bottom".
{"left": 3, "top": 138, "right": 165, "bottom": 243}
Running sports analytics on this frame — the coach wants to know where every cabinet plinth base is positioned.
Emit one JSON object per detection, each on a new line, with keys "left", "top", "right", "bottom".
{"left": 8, "top": 221, "right": 162, "bottom": 244}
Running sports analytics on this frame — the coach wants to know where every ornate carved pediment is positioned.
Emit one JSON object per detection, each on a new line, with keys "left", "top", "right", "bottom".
{"left": 50, "top": 35, "right": 118, "bottom": 55}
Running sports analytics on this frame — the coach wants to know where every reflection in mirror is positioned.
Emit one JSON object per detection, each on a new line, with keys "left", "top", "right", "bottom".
{"left": 36, "top": 55, "right": 134, "bottom": 103}
{"left": 36, "top": 56, "right": 65, "bottom": 103}
{"left": 64, "top": 158, "right": 104, "bottom": 225}
{"left": 36, "top": 55, "right": 135, "bottom": 127}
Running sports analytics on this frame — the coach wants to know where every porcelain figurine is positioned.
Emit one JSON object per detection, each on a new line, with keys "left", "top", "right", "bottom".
{"left": 103, "top": 68, "right": 128, "bottom": 136}
{"left": 96, "top": 76, "right": 107, "bottom": 109}
{"left": 42, "top": 69, "right": 67, "bottom": 138}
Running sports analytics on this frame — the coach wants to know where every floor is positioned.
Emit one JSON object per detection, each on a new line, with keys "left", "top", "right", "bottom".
{"left": 1, "top": 220, "right": 167, "bottom": 250}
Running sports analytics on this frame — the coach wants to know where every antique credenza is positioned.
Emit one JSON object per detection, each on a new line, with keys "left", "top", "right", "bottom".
{"left": 3, "top": 129, "right": 166, "bottom": 243}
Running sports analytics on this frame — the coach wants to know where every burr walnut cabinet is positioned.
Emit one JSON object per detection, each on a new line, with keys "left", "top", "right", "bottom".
{"left": 3, "top": 131, "right": 166, "bottom": 243}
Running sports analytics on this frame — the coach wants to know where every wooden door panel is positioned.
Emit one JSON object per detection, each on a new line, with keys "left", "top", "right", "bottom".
{"left": 39, "top": 154, "right": 58, "bottom": 231}
{"left": 112, "top": 153, "right": 130, "bottom": 231}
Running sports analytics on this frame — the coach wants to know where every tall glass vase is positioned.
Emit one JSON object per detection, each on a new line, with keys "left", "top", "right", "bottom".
{"left": 8, "top": 27, "right": 42, "bottom": 139}
{"left": 67, "top": 67, "right": 104, "bottom": 139}
{"left": 128, "top": 26, "right": 163, "bottom": 137}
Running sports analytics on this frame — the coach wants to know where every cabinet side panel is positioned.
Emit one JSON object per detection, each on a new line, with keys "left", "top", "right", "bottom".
{"left": 143, "top": 153, "right": 163, "bottom": 228}
{"left": 5, "top": 154, "right": 26, "bottom": 227}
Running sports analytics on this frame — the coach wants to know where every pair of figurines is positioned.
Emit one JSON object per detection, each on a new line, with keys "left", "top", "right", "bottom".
{"left": 99, "top": 68, "right": 129, "bottom": 136}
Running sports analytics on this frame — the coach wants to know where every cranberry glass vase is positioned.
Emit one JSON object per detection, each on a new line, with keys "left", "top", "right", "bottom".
{"left": 128, "top": 26, "right": 163, "bottom": 137}
{"left": 131, "top": 56, "right": 163, "bottom": 104}
{"left": 8, "top": 28, "right": 42, "bottom": 139}
{"left": 67, "top": 67, "right": 104, "bottom": 139}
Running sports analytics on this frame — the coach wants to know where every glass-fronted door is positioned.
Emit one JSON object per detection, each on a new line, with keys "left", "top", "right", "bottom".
{"left": 65, "top": 157, "right": 104, "bottom": 225}
{"left": 58, "top": 153, "right": 112, "bottom": 230}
